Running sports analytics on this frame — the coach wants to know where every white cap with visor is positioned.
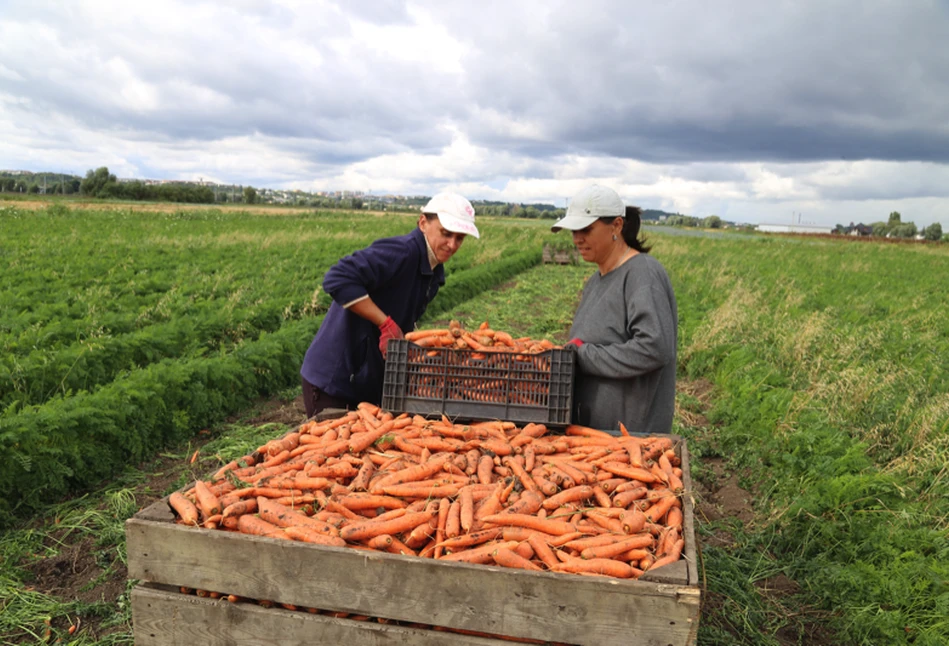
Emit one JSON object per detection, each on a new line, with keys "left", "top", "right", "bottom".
{"left": 551, "top": 185, "right": 625, "bottom": 232}
{"left": 422, "top": 192, "right": 479, "bottom": 238}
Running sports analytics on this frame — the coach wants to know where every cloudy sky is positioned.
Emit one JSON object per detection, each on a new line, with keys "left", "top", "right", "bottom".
{"left": 2, "top": 1, "right": 948, "bottom": 228}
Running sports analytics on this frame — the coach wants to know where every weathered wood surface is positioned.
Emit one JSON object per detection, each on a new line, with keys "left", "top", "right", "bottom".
{"left": 128, "top": 515, "right": 700, "bottom": 645}
{"left": 132, "top": 584, "right": 507, "bottom": 646}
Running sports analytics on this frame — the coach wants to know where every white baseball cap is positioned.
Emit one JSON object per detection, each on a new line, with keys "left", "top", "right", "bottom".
{"left": 551, "top": 185, "right": 625, "bottom": 232}
{"left": 421, "top": 192, "right": 479, "bottom": 238}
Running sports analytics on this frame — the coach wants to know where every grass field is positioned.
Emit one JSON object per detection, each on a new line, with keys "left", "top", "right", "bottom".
{"left": 2, "top": 199, "right": 947, "bottom": 644}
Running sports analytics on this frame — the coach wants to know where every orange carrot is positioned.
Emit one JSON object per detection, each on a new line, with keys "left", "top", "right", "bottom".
{"left": 436, "top": 527, "right": 505, "bottom": 550}
{"left": 237, "top": 515, "right": 288, "bottom": 539}
{"left": 647, "top": 538, "right": 684, "bottom": 571}
{"left": 340, "top": 511, "right": 434, "bottom": 543}
{"left": 257, "top": 497, "right": 339, "bottom": 535}
{"left": 492, "top": 546, "right": 542, "bottom": 571}
{"left": 193, "top": 480, "right": 222, "bottom": 518}
{"left": 222, "top": 498, "right": 258, "bottom": 518}
{"left": 551, "top": 557, "right": 636, "bottom": 579}
{"left": 527, "top": 533, "right": 560, "bottom": 569}
{"left": 541, "top": 485, "right": 595, "bottom": 510}
{"left": 459, "top": 485, "right": 475, "bottom": 533}
{"left": 445, "top": 500, "right": 462, "bottom": 538}
{"left": 481, "top": 513, "right": 575, "bottom": 536}
{"left": 168, "top": 491, "right": 200, "bottom": 524}
{"left": 439, "top": 540, "right": 519, "bottom": 564}
{"left": 284, "top": 525, "right": 347, "bottom": 547}
{"left": 580, "top": 534, "right": 655, "bottom": 560}
{"left": 643, "top": 494, "right": 679, "bottom": 524}
{"left": 500, "top": 490, "right": 544, "bottom": 516}
{"left": 597, "top": 462, "right": 658, "bottom": 483}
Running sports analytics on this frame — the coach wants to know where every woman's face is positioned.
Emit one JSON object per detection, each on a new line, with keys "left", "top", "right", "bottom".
{"left": 419, "top": 215, "right": 466, "bottom": 264}
{"left": 572, "top": 219, "right": 620, "bottom": 265}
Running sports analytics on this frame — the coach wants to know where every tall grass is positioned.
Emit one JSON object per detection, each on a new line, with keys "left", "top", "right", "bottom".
{"left": 665, "top": 235, "right": 949, "bottom": 645}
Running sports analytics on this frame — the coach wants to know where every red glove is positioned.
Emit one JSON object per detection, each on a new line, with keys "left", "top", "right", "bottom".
{"left": 565, "top": 338, "right": 584, "bottom": 348}
{"left": 378, "top": 316, "right": 404, "bottom": 359}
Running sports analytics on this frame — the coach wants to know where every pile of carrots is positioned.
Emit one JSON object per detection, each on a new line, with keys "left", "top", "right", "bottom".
{"left": 405, "top": 320, "right": 561, "bottom": 355}
{"left": 170, "top": 403, "right": 686, "bottom": 585}
{"left": 400, "top": 321, "right": 566, "bottom": 405}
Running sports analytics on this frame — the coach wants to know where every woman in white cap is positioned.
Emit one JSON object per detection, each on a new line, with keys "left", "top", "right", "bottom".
{"left": 299, "top": 192, "right": 479, "bottom": 417}
{"left": 552, "top": 185, "right": 678, "bottom": 435}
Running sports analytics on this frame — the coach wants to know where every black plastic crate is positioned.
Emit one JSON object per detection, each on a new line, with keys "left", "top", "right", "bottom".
{"left": 382, "top": 339, "right": 575, "bottom": 426}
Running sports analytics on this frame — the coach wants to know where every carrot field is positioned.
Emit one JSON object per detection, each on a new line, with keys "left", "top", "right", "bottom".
{"left": 1, "top": 199, "right": 947, "bottom": 644}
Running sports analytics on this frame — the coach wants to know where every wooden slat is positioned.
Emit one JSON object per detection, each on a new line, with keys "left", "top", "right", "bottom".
{"left": 127, "top": 517, "right": 700, "bottom": 646}
{"left": 131, "top": 584, "right": 507, "bottom": 646}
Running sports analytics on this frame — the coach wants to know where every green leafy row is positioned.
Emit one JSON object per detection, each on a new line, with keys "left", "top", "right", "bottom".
{"left": 0, "top": 245, "right": 542, "bottom": 527}
{"left": 0, "top": 302, "right": 289, "bottom": 412}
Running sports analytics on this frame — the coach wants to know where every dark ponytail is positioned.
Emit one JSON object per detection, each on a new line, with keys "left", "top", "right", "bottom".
{"left": 599, "top": 206, "right": 652, "bottom": 253}
{"left": 623, "top": 206, "right": 651, "bottom": 253}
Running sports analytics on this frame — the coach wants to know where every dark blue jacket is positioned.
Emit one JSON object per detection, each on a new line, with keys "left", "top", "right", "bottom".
{"left": 300, "top": 227, "right": 445, "bottom": 404}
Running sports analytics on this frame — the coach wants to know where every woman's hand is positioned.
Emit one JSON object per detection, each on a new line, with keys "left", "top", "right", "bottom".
{"left": 378, "top": 316, "right": 404, "bottom": 359}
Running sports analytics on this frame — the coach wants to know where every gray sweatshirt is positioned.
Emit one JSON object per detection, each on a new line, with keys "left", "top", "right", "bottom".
{"left": 569, "top": 253, "right": 678, "bottom": 435}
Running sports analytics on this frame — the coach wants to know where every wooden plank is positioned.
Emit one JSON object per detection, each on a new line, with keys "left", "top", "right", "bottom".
{"left": 131, "top": 584, "right": 507, "bottom": 646}
{"left": 127, "top": 518, "right": 700, "bottom": 646}
{"left": 679, "top": 441, "right": 701, "bottom": 586}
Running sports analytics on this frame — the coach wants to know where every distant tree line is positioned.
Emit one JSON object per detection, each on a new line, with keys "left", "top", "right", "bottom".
{"left": 0, "top": 174, "right": 80, "bottom": 194}
{"left": 835, "top": 211, "right": 944, "bottom": 241}
{"left": 78, "top": 167, "right": 216, "bottom": 203}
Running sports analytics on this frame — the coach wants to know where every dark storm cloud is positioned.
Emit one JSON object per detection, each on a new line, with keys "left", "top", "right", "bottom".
{"left": 446, "top": 1, "right": 949, "bottom": 164}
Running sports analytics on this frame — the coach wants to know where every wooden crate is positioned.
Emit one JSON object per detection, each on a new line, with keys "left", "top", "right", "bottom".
{"left": 127, "top": 431, "right": 701, "bottom": 645}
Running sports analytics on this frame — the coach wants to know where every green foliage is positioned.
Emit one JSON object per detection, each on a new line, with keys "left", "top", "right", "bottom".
{"left": 923, "top": 222, "right": 942, "bottom": 241}
{"left": 669, "top": 233, "right": 949, "bottom": 643}
{"left": 0, "top": 208, "right": 556, "bottom": 526}
{"left": 243, "top": 186, "right": 257, "bottom": 204}
{"left": 80, "top": 167, "right": 118, "bottom": 197}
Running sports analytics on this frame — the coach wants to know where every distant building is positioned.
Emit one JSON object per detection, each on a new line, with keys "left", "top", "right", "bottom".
{"left": 756, "top": 223, "right": 834, "bottom": 235}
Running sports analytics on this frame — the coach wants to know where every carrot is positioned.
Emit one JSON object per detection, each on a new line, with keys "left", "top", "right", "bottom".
{"left": 565, "top": 424, "right": 616, "bottom": 440}
{"left": 646, "top": 538, "right": 685, "bottom": 571}
{"left": 222, "top": 498, "right": 258, "bottom": 518}
{"left": 597, "top": 462, "right": 658, "bottom": 483}
{"left": 551, "top": 557, "right": 636, "bottom": 579}
{"left": 366, "top": 534, "right": 394, "bottom": 550}
{"left": 193, "top": 480, "right": 222, "bottom": 518}
{"left": 481, "top": 513, "right": 576, "bottom": 536}
{"left": 257, "top": 497, "right": 339, "bottom": 536}
{"left": 643, "top": 494, "right": 679, "bottom": 523}
{"left": 530, "top": 473, "right": 559, "bottom": 496}
{"left": 580, "top": 534, "right": 655, "bottom": 560}
{"left": 169, "top": 492, "right": 200, "bottom": 525}
{"left": 369, "top": 455, "right": 452, "bottom": 493}
{"left": 348, "top": 419, "right": 395, "bottom": 454}
{"left": 436, "top": 527, "right": 505, "bottom": 550}
{"left": 492, "top": 546, "right": 542, "bottom": 571}
{"left": 459, "top": 485, "right": 475, "bottom": 532}
{"left": 439, "top": 541, "right": 519, "bottom": 564}
{"left": 502, "top": 457, "right": 538, "bottom": 493}
{"left": 340, "top": 511, "right": 434, "bottom": 542}
{"left": 666, "top": 507, "right": 684, "bottom": 529}
{"left": 500, "top": 490, "right": 545, "bottom": 516}
{"left": 541, "top": 485, "right": 595, "bottom": 510}
{"left": 619, "top": 508, "right": 647, "bottom": 535}
{"left": 445, "top": 500, "right": 462, "bottom": 538}
{"left": 237, "top": 515, "right": 288, "bottom": 540}
{"left": 380, "top": 483, "right": 462, "bottom": 498}
{"left": 527, "top": 533, "right": 560, "bottom": 569}
{"left": 284, "top": 525, "right": 347, "bottom": 547}
{"left": 476, "top": 455, "right": 495, "bottom": 485}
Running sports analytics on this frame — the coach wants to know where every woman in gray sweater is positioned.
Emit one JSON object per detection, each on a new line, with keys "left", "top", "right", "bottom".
{"left": 551, "top": 185, "right": 678, "bottom": 435}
